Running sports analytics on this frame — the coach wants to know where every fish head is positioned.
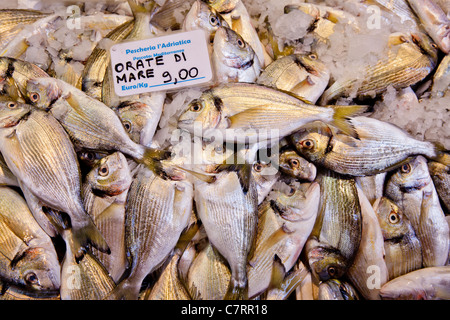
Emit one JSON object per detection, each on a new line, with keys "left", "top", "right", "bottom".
{"left": 77, "top": 151, "right": 109, "bottom": 169}
{"left": 26, "top": 77, "right": 61, "bottom": 110}
{"left": 87, "top": 152, "right": 132, "bottom": 197}
{"left": 290, "top": 121, "right": 333, "bottom": 163}
{"left": 0, "top": 100, "right": 32, "bottom": 128}
{"left": 178, "top": 92, "right": 222, "bottom": 133}
{"left": 279, "top": 149, "right": 317, "bottom": 181}
{"left": 388, "top": 155, "right": 432, "bottom": 192}
{"left": 410, "top": 32, "right": 439, "bottom": 65}
{"left": 306, "top": 239, "right": 348, "bottom": 282}
{"left": 114, "top": 101, "right": 154, "bottom": 144}
{"left": 373, "top": 197, "right": 409, "bottom": 239}
{"left": 296, "top": 53, "right": 329, "bottom": 78}
{"left": 13, "top": 247, "right": 61, "bottom": 291}
{"left": 319, "top": 279, "right": 359, "bottom": 300}
{"left": 184, "top": 0, "right": 228, "bottom": 42}
{"left": 214, "top": 27, "right": 256, "bottom": 70}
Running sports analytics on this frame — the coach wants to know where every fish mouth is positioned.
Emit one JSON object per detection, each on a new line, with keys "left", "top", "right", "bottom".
{"left": 177, "top": 118, "right": 194, "bottom": 128}
{"left": 240, "top": 59, "right": 254, "bottom": 70}
{"left": 399, "top": 176, "right": 432, "bottom": 192}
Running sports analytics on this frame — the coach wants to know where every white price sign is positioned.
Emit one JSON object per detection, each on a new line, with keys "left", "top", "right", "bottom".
{"left": 110, "top": 29, "right": 213, "bottom": 96}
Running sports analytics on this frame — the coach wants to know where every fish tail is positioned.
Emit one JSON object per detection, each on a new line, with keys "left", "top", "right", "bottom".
{"left": 224, "top": 278, "right": 248, "bottom": 300}
{"left": 71, "top": 217, "right": 111, "bottom": 262}
{"left": 430, "top": 142, "right": 450, "bottom": 166}
{"left": 329, "top": 105, "right": 369, "bottom": 139}
{"left": 127, "top": 0, "right": 157, "bottom": 15}
{"left": 104, "top": 278, "right": 140, "bottom": 300}
{"left": 137, "top": 147, "right": 172, "bottom": 176}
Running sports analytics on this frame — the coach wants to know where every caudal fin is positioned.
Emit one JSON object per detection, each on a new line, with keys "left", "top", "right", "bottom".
{"left": 329, "top": 105, "right": 369, "bottom": 139}
{"left": 224, "top": 278, "right": 249, "bottom": 300}
{"left": 138, "top": 147, "right": 172, "bottom": 177}
{"left": 431, "top": 142, "right": 450, "bottom": 166}
{"left": 104, "top": 278, "right": 140, "bottom": 300}
{"left": 70, "top": 217, "right": 110, "bottom": 263}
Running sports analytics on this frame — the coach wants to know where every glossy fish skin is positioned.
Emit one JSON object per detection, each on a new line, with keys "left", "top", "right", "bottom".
{"left": 407, "top": 0, "right": 450, "bottom": 53}
{"left": 346, "top": 188, "right": 388, "bottom": 300}
{"left": 318, "top": 279, "right": 359, "bottom": 300}
{"left": 385, "top": 156, "right": 449, "bottom": 267}
{"left": 0, "top": 153, "right": 18, "bottom": 187}
{"left": 194, "top": 168, "right": 258, "bottom": 299}
{"left": 279, "top": 148, "right": 316, "bottom": 182}
{"left": 178, "top": 82, "right": 366, "bottom": 144}
{"left": 247, "top": 182, "right": 320, "bottom": 299}
{"left": 257, "top": 53, "right": 330, "bottom": 104}
{"left": 111, "top": 166, "right": 193, "bottom": 300}
{"left": 26, "top": 77, "right": 169, "bottom": 172}
{"left": 291, "top": 117, "right": 441, "bottom": 177}
{"left": 379, "top": 266, "right": 450, "bottom": 300}
{"left": 212, "top": 26, "right": 261, "bottom": 84}
{"left": 0, "top": 109, "right": 109, "bottom": 260}
{"left": 355, "top": 173, "right": 386, "bottom": 205}
{"left": 319, "top": 32, "right": 438, "bottom": 104}
{"left": 428, "top": 161, "right": 450, "bottom": 213}
{"left": 373, "top": 197, "right": 422, "bottom": 280}
{"left": 82, "top": 152, "right": 132, "bottom": 283}
{"left": 431, "top": 54, "right": 450, "bottom": 98}
{"left": 0, "top": 186, "right": 60, "bottom": 291}
{"left": 305, "top": 169, "right": 362, "bottom": 282}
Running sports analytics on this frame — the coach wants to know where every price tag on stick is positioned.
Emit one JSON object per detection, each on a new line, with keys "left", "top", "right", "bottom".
{"left": 110, "top": 29, "right": 213, "bottom": 96}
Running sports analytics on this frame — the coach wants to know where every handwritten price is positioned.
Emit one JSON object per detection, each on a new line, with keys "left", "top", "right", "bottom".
{"left": 162, "top": 67, "right": 199, "bottom": 85}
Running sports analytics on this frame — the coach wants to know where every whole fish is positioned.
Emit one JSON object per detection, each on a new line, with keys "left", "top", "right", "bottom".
{"left": 385, "top": 155, "right": 449, "bottom": 267}
{"left": 319, "top": 32, "right": 438, "bottom": 104}
{"left": 60, "top": 232, "right": 116, "bottom": 300}
{"left": 247, "top": 182, "right": 320, "bottom": 298}
{"left": 407, "top": 0, "right": 450, "bottom": 53}
{"left": 428, "top": 161, "right": 450, "bottom": 213}
{"left": 256, "top": 53, "right": 330, "bottom": 104}
{"left": 431, "top": 54, "right": 450, "bottom": 98}
{"left": 182, "top": 0, "right": 229, "bottom": 43}
{"left": 110, "top": 166, "right": 193, "bottom": 300}
{"left": 346, "top": 188, "right": 388, "bottom": 300}
{"left": 305, "top": 169, "right": 362, "bottom": 282}
{"left": 318, "top": 279, "right": 359, "bottom": 300}
{"left": 0, "top": 104, "right": 109, "bottom": 260}
{"left": 25, "top": 77, "right": 170, "bottom": 174}
{"left": 0, "top": 153, "right": 18, "bottom": 186}
{"left": 177, "top": 82, "right": 367, "bottom": 145}
{"left": 194, "top": 165, "right": 258, "bottom": 299}
{"left": 0, "top": 186, "right": 60, "bottom": 291}
{"left": 212, "top": 26, "right": 261, "bottom": 84}
{"left": 186, "top": 241, "right": 231, "bottom": 300}
{"left": 82, "top": 152, "right": 132, "bottom": 283}
{"left": 290, "top": 117, "right": 448, "bottom": 177}
{"left": 379, "top": 266, "right": 450, "bottom": 300}
{"left": 278, "top": 148, "right": 316, "bottom": 182}
{"left": 373, "top": 197, "right": 422, "bottom": 280}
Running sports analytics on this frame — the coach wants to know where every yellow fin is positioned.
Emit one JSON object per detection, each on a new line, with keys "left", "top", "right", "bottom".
{"left": 329, "top": 105, "right": 369, "bottom": 139}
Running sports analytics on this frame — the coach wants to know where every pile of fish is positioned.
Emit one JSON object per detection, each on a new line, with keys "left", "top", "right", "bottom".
{"left": 0, "top": 0, "right": 449, "bottom": 300}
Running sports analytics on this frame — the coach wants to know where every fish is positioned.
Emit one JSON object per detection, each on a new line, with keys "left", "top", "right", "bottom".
{"left": 346, "top": 187, "right": 388, "bottom": 300}
{"left": 247, "top": 181, "right": 320, "bottom": 298}
{"left": 290, "top": 117, "right": 448, "bottom": 177}
{"left": 319, "top": 32, "right": 439, "bottom": 104}
{"left": 379, "top": 266, "right": 450, "bottom": 300}
{"left": 256, "top": 53, "right": 330, "bottom": 104}
{"left": 355, "top": 173, "right": 386, "bottom": 205}
{"left": 81, "top": 19, "right": 135, "bottom": 101}
{"left": 82, "top": 152, "right": 132, "bottom": 283}
{"left": 0, "top": 106, "right": 109, "bottom": 260}
{"left": 186, "top": 241, "right": 231, "bottom": 300}
{"left": 318, "top": 279, "right": 360, "bottom": 300}
{"left": 407, "top": 0, "right": 450, "bottom": 53}
{"left": 428, "top": 161, "right": 450, "bottom": 213}
{"left": 0, "top": 186, "right": 60, "bottom": 291}
{"left": 212, "top": 26, "right": 261, "bottom": 84}
{"left": 305, "top": 169, "right": 362, "bottom": 282}
{"left": 177, "top": 82, "right": 367, "bottom": 145}
{"left": 182, "top": 0, "right": 229, "bottom": 43}
{"left": 385, "top": 155, "right": 450, "bottom": 267}
{"left": 431, "top": 54, "right": 450, "bottom": 98}
{"left": 0, "top": 153, "right": 18, "bottom": 186}
{"left": 278, "top": 148, "right": 316, "bottom": 182}
{"left": 60, "top": 234, "right": 116, "bottom": 300}
{"left": 25, "top": 77, "right": 170, "bottom": 174}
{"left": 151, "top": 0, "right": 196, "bottom": 31}
{"left": 365, "top": 0, "right": 420, "bottom": 30}
{"left": 109, "top": 165, "right": 193, "bottom": 300}
{"left": 373, "top": 197, "right": 423, "bottom": 280}
{"left": 193, "top": 165, "right": 258, "bottom": 300}
{"left": 252, "top": 161, "right": 280, "bottom": 205}
{"left": 0, "top": 280, "right": 59, "bottom": 300}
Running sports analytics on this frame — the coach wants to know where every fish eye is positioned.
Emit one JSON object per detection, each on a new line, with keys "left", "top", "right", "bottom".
{"left": 25, "top": 272, "right": 39, "bottom": 285}
{"left": 253, "top": 162, "right": 263, "bottom": 172}
{"left": 81, "top": 152, "right": 95, "bottom": 161}
{"left": 237, "top": 38, "right": 245, "bottom": 48}
{"left": 7, "top": 101, "right": 17, "bottom": 109}
{"left": 327, "top": 266, "right": 337, "bottom": 277}
{"left": 123, "top": 120, "right": 132, "bottom": 132}
{"left": 399, "top": 35, "right": 409, "bottom": 43}
{"left": 98, "top": 164, "right": 109, "bottom": 177}
{"left": 431, "top": 43, "right": 438, "bottom": 49}
{"left": 309, "top": 53, "right": 317, "bottom": 60}
{"left": 189, "top": 101, "right": 203, "bottom": 112}
{"left": 400, "top": 163, "right": 411, "bottom": 174}
{"left": 209, "top": 14, "right": 219, "bottom": 26}
{"left": 300, "top": 139, "right": 315, "bottom": 150}
{"left": 214, "top": 145, "right": 224, "bottom": 154}
{"left": 388, "top": 210, "right": 400, "bottom": 224}
{"left": 287, "top": 187, "right": 296, "bottom": 196}
{"left": 289, "top": 158, "right": 300, "bottom": 168}
{"left": 29, "top": 92, "right": 40, "bottom": 103}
